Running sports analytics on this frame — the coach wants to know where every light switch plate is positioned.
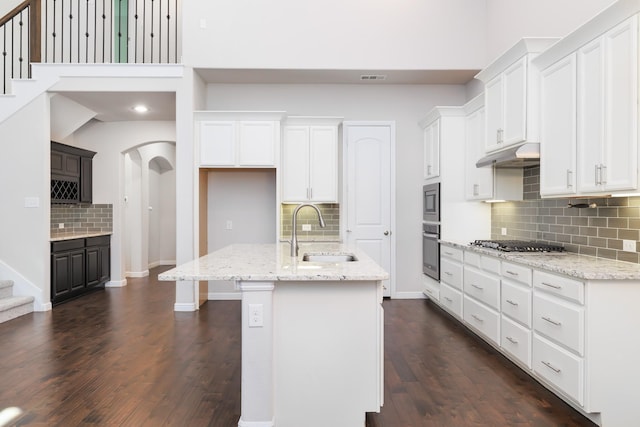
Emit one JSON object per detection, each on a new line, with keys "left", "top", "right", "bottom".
{"left": 302, "top": 224, "right": 312, "bottom": 231}
{"left": 501, "top": 227, "right": 507, "bottom": 235}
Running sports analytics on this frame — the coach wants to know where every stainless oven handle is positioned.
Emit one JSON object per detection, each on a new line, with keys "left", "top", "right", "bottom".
{"left": 423, "top": 233, "right": 439, "bottom": 240}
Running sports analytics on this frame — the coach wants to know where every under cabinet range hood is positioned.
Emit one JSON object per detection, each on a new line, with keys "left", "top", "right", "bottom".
{"left": 476, "top": 142, "right": 540, "bottom": 168}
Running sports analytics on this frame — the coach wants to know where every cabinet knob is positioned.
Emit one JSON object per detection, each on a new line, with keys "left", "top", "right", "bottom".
{"left": 384, "top": 231, "right": 390, "bottom": 236}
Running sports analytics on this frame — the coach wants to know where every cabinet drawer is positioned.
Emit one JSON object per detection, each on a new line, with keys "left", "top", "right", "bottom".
{"left": 51, "top": 238, "right": 85, "bottom": 252}
{"left": 441, "top": 258, "right": 463, "bottom": 290}
{"left": 464, "top": 296, "right": 500, "bottom": 346}
{"left": 464, "top": 251, "right": 480, "bottom": 268}
{"left": 501, "top": 262, "right": 532, "bottom": 286}
{"left": 480, "top": 255, "right": 501, "bottom": 275}
{"left": 440, "top": 283, "right": 463, "bottom": 319}
{"left": 501, "top": 281, "right": 532, "bottom": 327}
{"left": 422, "top": 275, "right": 440, "bottom": 302}
{"left": 464, "top": 267, "right": 500, "bottom": 310}
{"left": 533, "top": 335, "right": 584, "bottom": 405}
{"left": 441, "top": 246, "right": 463, "bottom": 262}
{"left": 501, "top": 316, "right": 531, "bottom": 368}
{"left": 533, "top": 292, "right": 584, "bottom": 355}
{"left": 533, "top": 270, "right": 584, "bottom": 304}
{"left": 85, "top": 235, "right": 110, "bottom": 247}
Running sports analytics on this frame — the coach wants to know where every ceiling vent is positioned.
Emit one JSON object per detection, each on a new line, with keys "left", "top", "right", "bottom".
{"left": 360, "top": 74, "right": 387, "bottom": 81}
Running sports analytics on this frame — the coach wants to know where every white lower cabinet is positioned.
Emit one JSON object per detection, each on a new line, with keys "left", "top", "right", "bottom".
{"left": 533, "top": 334, "right": 584, "bottom": 405}
{"left": 464, "top": 295, "right": 500, "bottom": 345}
{"left": 501, "top": 280, "right": 532, "bottom": 327}
{"left": 533, "top": 292, "right": 584, "bottom": 356}
{"left": 422, "top": 274, "right": 440, "bottom": 302}
{"left": 439, "top": 282, "right": 463, "bottom": 319}
{"left": 501, "top": 316, "right": 532, "bottom": 368}
{"left": 463, "top": 267, "right": 500, "bottom": 310}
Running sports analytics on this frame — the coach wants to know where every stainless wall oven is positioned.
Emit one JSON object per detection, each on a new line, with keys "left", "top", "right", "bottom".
{"left": 423, "top": 183, "right": 440, "bottom": 222}
{"left": 423, "top": 223, "right": 440, "bottom": 281}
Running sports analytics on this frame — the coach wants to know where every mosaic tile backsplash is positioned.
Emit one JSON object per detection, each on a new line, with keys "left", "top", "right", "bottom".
{"left": 50, "top": 204, "right": 113, "bottom": 238}
{"left": 281, "top": 203, "right": 340, "bottom": 241}
{"left": 492, "top": 166, "right": 640, "bottom": 263}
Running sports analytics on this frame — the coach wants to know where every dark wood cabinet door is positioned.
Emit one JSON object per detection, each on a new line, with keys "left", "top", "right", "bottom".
{"left": 86, "top": 247, "right": 100, "bottom": 287}
{"left": 80, "top": 156, "right": 93, "bottom": 203}
{"left": 99, "top": 244, "right": 111, "bottom": 283}
{"left": 69, "top": 250, "right": 85, "bottom": 291}
{"left": 52, "top": 253, "right": 72, "bottom": 298}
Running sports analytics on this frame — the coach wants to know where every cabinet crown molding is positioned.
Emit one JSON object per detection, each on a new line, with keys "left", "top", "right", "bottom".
{"left": 419, "top": 106, "right": 464, "bottom": 128}
{"left": 283, "top": 116, "right": 343, "bottom": 126}
{"left": 475, "top": 37, "right": 560, "bottom": 83}
{"left": 194, "top": 111, "right": 286, "bottom": 121}
{"left": 533, "top": 2, "right": 640, "bottom": 71}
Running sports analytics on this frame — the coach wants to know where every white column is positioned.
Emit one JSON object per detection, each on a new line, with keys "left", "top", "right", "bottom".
{"left": 237, "top": 281, "right": 275, "bottom": 427}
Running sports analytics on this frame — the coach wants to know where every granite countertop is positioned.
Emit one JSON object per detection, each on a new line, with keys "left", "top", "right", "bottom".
{"left": 158, "top": 242, "right": 389, "bottom": 282}
{"left": 50, "top": 232, "right": 112, "bottom": 242}
{"left": 441, "top": 240, "right": 640, "bottom": 281}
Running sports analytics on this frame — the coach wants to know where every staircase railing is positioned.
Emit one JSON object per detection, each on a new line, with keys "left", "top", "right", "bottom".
{"left": 1, "top": 0, "right": 180, "bottom": 95}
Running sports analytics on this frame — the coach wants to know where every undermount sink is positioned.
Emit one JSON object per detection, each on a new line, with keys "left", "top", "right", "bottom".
{"left": 302, "top": 253, "right": 358, "bottom": 263}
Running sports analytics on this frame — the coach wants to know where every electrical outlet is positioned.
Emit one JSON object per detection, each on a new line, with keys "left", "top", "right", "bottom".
{"left": 302, "top": 224, "right": 312, "bottom": 231}
{"left": 58, "top": 223, "right": 64, "bottom": 229}
{"left": 226, "top": 220, "right": 233, "bottom": 230}
{"left": 248, "top": 304, "right": 263, "bottom": 328}
{"left": 623, "top": 239, "right": 636, "bottom": 252}
{"left": 501, "top": 228, "right": 507, "bottom": 235}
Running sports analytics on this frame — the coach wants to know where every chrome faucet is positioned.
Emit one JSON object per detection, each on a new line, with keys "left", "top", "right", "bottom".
{"left": 290, "top": 203, "right": 326, "bottom": 257}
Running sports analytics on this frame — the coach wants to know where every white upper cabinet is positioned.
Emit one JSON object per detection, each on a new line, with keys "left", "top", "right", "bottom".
{"left": 476, "top": 38, "right": 559, "bottom": 153}
{"left": 422, "top": 119, "right": 440, "bottom": 180}
{"left": 464, "top": 96, "right": 493, "bottom": 200}
{"left": 539, "top": 53, "right": 577, "bottom": 197}
{"left": 577, "top": 17, "right": 638, "bottom": 194}
{"left": 535, "top": 13, "right": 639, "bottom": 197}
{"left": 196, "top": 112, "right": 284, "bottom": 168}
{"left": 282, "top": 117, "right": 341, "bottom": 203}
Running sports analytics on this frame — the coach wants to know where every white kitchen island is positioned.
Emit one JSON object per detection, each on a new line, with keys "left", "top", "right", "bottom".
{"left": 158, "top": 242, "right": 389, "bottom": 427}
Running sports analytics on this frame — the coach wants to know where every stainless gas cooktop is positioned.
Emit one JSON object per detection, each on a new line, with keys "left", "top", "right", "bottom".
{"left": 471, "top": 240, "right": 565, "bottom": 253}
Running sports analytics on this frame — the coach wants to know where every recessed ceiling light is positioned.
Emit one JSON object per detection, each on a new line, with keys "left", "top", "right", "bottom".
{"left": 133, "top": 104, "right": 149, "bottom": 113}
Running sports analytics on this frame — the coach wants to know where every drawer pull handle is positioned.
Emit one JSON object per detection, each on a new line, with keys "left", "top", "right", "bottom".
{"left": 444, "top": 271, "right": 453, "bottom": 276}
{"left": 471, "top": 314, "right": 484, "bottom": 322}
{"left": 505, "top": 270, "right": 519, "bottom": 276}
{"left": 506, "top": 299, "right": 519, "bottom": 306}
{"left": 444, "top": 296, "right": 453, "bottom": 302}
{"left": 506, "top": 336, "right": 518, "bottom": 344}
{"left": 542, "top": 316, "right": 562, "bottom": 326}
{"left": 541, "top": 281, "right": 562, "bottom": 290}
{"left": 471, "top": 284, "right": 484, "bottom": 290}
{"left": 541, "top": 360, "right": 562, "bottom": 373}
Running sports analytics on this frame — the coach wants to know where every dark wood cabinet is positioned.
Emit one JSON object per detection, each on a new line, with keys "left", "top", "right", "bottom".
{"left": 51, "top": 235, "right": 110, "bottom": 305}
{"left": 51, "top": 141, "right": 96, "bottom": 204}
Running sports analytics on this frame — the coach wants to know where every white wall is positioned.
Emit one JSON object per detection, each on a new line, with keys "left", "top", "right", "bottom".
{"left": 207, "top": 169, "right": 277, "bottom": 298}
{"left": 0, "top": 94, "right": 50, "bottom": 310}
{"left": 485, "top": 0, "right": 618, "bottom": 61}
{"left": 205, "top": 83, "right": 466, "bottom": 297}
{"left": 183, "top": 0, "right": 487, "bottom": 70}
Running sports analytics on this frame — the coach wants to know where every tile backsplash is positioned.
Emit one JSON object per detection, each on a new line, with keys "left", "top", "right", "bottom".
{"left": 50, "top": 204, "right": 113, "bottom": 238}
{"left": 492, "top": 166, "right": 640, "bottom": 263}
{"left": 280, "top": 203, "right": 340, "bottom": 241}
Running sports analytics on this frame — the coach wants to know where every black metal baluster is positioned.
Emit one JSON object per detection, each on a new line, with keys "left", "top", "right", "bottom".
{"left": 166, "top": 0, "right": 170, "bottom": 63}
{"left": 68, "top": 0, "right": 73, "bottom": 63}
{"left": 134, "top": 0, "right": 138, "bottom": 62}
{"left": 94, "top": 0, "right": 97, "bottom": 62}
{"left": 27, "top": 5, "right": 31, "bottom": 78}
{"left": 142, "top": 0, "right": 146, "bottom": 62}
{"left": 77, "top": 0, "right": 81, "bottom": 62}
{"left": 52, "top": 0, "right": 56, "bottom": 62}
{"left": 45, "top": 0, "right": 49, "bottom": 61}
{"left": 174, "top": 0, "right": 177, "bottom": 62}
{"left": 109, "top": 0, "right": 113, "bottom": 62}
{"left": 85, "top": 0, "right": 89, "bottom": 62}
{"left": 101, "top": 0, "right": 105, "bottom": 62}
{"left": 158, "top": 0, "right": 162, "bottom": 63}
{"left": 150, "top": 0, "right": 154, "bottom": 62}
{"left": 18, "top": 10, "right": 23, "bottom": 78}
{"left": 3, "top": 24, "right": 6, "bottom": 94}
{"left": 11, "top": 17, "right": 14, "bottom": 79}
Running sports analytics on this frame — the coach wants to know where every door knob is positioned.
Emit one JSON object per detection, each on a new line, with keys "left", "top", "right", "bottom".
{"left": 384, "top": 231, "right": 390, "bottom": 236}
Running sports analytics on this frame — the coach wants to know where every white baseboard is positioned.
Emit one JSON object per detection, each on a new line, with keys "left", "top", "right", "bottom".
{"left": 106, "top": 278, "right": 127, "bottom": 288}
{"left": 36, "top": 302, "right": 52, "bottom": 312}
{"left": 238, "top": 418, "right": 274, "bottom": 427}
{"left": 392, "top": 291, "right": 428, "bottom": 299}
{"left": 208, "top": 292, "right": 242, "bottom": 301}
{"left": 126, "top": 270, "right": 149, "bottom": 278}
{"left": 174, "top": 302, "right": 197, "bottom": 312}
{"left": 148, "top": 260, "right": 176, "bottom": 269}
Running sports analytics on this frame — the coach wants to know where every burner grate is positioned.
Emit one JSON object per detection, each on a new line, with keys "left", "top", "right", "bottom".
{"left": 471, "top": 240, "right": 565, "bottom": 253}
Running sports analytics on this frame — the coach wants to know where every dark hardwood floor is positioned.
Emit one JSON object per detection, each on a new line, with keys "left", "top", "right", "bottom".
{"left": 0, "top": 266, "right": 596, "bottom": 426}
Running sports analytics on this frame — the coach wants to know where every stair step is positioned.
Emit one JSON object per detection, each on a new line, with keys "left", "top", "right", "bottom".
{"left": 0, "top": 296, "right": 34, "bottom": 324}
{"left": 0, "top": 280, "right": 13, "bottom": 299}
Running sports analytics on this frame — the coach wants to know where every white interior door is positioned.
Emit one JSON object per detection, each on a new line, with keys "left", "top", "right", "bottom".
{"left": 344, "top": 122, "right": 394, "bottom": 297}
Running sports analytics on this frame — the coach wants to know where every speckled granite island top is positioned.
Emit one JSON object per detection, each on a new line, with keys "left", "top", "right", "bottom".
{"left": 442, "top": 240, "right": 640, "bottom": 281}
{"left": 158, "top": 242, "right": 389, "bottom": 282}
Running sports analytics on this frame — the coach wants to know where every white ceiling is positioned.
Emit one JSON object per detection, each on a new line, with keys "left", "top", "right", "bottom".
{"left": 57, "top": 68, "right": 479, "bottom": 123}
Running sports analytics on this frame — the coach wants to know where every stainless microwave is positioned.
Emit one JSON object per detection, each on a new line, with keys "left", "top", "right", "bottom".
{"left": 423, "top": 183, "right": 440, "bottom": 222}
